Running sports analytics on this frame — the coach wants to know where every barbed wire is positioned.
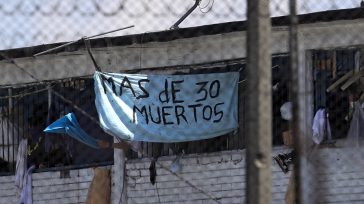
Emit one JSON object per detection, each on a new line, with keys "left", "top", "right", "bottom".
{"left": 199, "top": 0, "right": 215, "bottom": 13}
{"left": 0, "top": 0, "right": 248, "bottom": 49}
{"left": 0, "top": 0, "right": 245, "bottom": 18}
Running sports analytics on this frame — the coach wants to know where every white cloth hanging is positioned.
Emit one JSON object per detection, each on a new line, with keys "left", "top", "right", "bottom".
{"left": 280, "top": 102, "right": 292, "bottom": 121}
{"left": 15, "top": 138, "right": 27, "bottom": 192}
{"left": 19, "top": 165, "right": 35, "bottom": 204}
{"left": 346, "top": 102, "right": 364, "bottom": 147}
{"left": 312, "top": 109, "right": 332, "bottom": 144}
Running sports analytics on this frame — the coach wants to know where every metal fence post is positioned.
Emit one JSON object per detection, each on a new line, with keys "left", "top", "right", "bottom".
{"left": 246, "top": 0, "right": 272, "bottom": 204}
{"left": 289, "top": 0, "right": 317, "bottom": 203}
{"left": 289, "top": 0, "right": 303, "bottom": 203}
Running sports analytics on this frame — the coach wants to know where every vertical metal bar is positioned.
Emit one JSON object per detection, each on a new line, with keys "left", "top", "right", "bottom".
{"left": 1, "top": 97, "right": 5, "bottom": 162}
{"left": 246, "top": 0, "right": 272, "bottom": 203}
{"left": 332, "top": 51, "right": 337, "bottom": 79}
{"left": 48, "top": 85, "right": 52, "bottom": 115}
{"left": 289, "top": 0, "right": 308, "bottom": 203}
{"left": 46, "top": 84, "right": 52, "bottom": 163}
{"left": 289, "top": 0, "right": 300, "bottom": 202}
{"left": 16, "top": 93, "right": 20, "bottom": 172}
{"left": 238, "top": 80, "right": 245, "bottom": 149}
{"left": 11, "top": 90, "right": 15, "bottom": 172}
{"left": 8, "top": 88, "right": 12, "bottom": 171}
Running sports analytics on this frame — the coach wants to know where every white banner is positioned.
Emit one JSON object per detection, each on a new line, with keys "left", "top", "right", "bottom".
{"left": 94, "top": 71, "right": 239, "bottom": 142}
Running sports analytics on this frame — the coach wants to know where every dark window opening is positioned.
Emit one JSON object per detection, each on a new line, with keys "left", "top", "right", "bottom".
{"left": 0, "top": 78, "right": 113, "bottom": 175}
{"left": 312, "top": 48, "right": 358, "bottom": 140}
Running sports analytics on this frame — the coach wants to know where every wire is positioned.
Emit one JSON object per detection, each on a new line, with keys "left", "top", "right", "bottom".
{"left": 128, "top": 147, "right": 223, "bottom": 204}
{"left": 0, "top": 54, "right": 102, "bottom": 128}
{"left": 52, "top": 90, "right": 101, "bottom": 126}
{"left": 0, "top": 53, "right": 41, "bottom": 83}
{"left": 199, "top": 0, "right": 211, "bottom": 9}
{"left": 33, "top": 25, "right": 134, "bottom": 56}
{"left": 117, "top": 165, "right": 126, "bottom": 204}
{"left": 198, "top": 0, "right": 214, "bottom": 13}
{"left": 155, "top": 181, "right": 161, "bottom": 204}
{"left": 0, "top": 87, "right": 49, "bottom": 99}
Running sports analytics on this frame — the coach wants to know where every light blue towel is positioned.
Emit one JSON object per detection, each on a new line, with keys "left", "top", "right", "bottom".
{"left": 43, "top": 113, "right": 99, "bottom": 149}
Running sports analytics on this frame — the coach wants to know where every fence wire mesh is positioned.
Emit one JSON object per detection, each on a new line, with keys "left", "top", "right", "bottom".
{"left": 1, "top": 0, "right": 364, "bottom": 204}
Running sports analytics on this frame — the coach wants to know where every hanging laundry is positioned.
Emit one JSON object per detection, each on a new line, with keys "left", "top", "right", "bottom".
{"left": 19, "top": 165, "right": 35, "bottom": 204}
{"left": 44, "top": 112, "right": 143, "bottom": 154}
{"left": 43, "top": 113, "right": 99, "bottom": 149}
{"left": 312, "top": 109, "right": 332, "bottom": 144}
{"left": 86, "top": 168, "right": 111, "bottom": 204}
{"left": 149, "top": 159, "right": 157, "bottom": 185}
{"left": 346, "top": 102, "right": 364, "bottom": 147}
{"left": 280, "top": 102, "right": 292, "bottom": 121}
{"left": 0, "top": 108, "right": 23, "bottom": 164}
{"left": 15, "top": 138, "right": 27, "bottom": 194}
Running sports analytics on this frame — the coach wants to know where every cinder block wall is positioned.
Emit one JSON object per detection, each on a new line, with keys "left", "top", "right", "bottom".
{"left": 125, "top": 146, "right": 364, "bottom": 204}
{"left": 1, "top": 146, "right": 363, "bottom": 204}
{"left": 0, "top": 168, "right": 94, "bottom": 204}
{"left": 32, "top": 168, "right": 94, "bottom": 204}
{"left": 125, "top": 148, "right": 291, "bottom": 204}
{"left": 0, "top": 175, "right": 17, "bottom": 204}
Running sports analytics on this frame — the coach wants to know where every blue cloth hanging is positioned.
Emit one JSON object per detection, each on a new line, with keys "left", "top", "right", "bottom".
{"left": 43, "top": 113, "right": 99, "bottom": 149}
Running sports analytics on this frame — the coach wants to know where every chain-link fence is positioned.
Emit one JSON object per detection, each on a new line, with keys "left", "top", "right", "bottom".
{"left": 1, "top": 0, "right": 364, "bottom": 204}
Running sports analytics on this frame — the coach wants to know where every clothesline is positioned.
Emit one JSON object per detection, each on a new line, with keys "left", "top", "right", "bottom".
{"left": 0, "top": 86, "right": 50, "bottom": 99}
{"left": 33, "top": 25, "right": 134, "bottom": 56}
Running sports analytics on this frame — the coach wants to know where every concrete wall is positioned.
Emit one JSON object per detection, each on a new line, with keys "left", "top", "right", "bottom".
{"left": 0, "top": 175, "right": 17, "bottom": 204}
{"left": 0, "top": 168, "right": 95, "bottom": 204}
{"left": 32, "top": 168, "right": 94, "bottom": 204}
{"left": 125, "top": 148, "right": 291, "bottom": 204}
{"left": 311, "top": 147, "right": 364, "bottom": 203}
{"left": 124, "top": 146, "right": 364, "bottom": 204}
{"left": 1, "top": 146, "right": 364, "bottom": 203}
{"left": 2, "top": 19, "right": 364, "bottom": 86}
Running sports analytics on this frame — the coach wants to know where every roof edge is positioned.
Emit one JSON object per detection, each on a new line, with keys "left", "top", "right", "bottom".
{"left": 1, "top": 7, "right": 364, "bottom": 59}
